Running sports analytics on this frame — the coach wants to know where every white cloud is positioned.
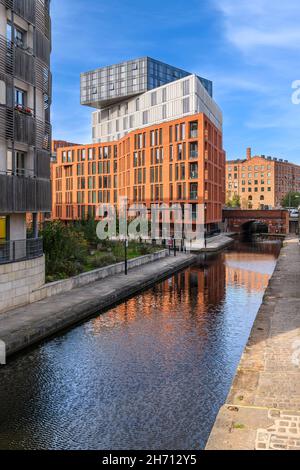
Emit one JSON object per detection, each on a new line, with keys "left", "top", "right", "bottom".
{"left": 214, "top": 0, "right": 300, "bottom": 51}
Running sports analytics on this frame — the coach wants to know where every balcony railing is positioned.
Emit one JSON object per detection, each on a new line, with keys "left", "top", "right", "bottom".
{"left": 14, "top": 108, "right": 36, "bottom": 146}
{"left": 14, "top": 45, "right": 35, "bottom": 85}
{"left": 190, "top": 191, "right": 198, "bottom": 201}
{"left": 0, "top": 173, "right": 51, "bottom": 212}
{"left": 0, "top": 238, "right": 43, "bottom": 264}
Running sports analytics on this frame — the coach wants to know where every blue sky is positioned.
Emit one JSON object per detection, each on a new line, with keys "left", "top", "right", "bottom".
{"left": 51, "top": 0, "right": 300, "bottom": 163}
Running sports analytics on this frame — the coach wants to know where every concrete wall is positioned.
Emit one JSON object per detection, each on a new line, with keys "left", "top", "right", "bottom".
{"left": 0, "top": 255, "right": 45, "bottom": 313}
{"left": 30, "top": 250, "right": 168, "bottom": 303}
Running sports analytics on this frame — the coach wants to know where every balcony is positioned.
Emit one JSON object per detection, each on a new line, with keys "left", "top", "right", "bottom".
{"left": 14, "top": 107, "right": 36, "bottom": 146}
{"left": 11, "top": 0, "right": 36, "bottom": 25}
{"left": 14, "top": 44, "right": 35, "bottom": 85}
{"left": 0, "top": 238, "right": 43, "bottom": 265}
{"left": 0, "top": 173, "right": 51, "bottom": 213}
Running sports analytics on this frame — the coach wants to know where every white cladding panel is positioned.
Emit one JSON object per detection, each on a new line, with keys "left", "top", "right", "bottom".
{"left": 92, "top": 75, "right": 222, "bottom": 143}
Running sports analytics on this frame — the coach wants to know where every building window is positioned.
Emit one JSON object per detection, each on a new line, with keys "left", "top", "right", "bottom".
{"left": 142, "top": 111, "right": 148, "bottom": 125}
{"left": 190, "top": 162, "right": 198, "bottom": 179}
{"left": 189, "top": 142, "right": 198, "bottom": 159}
{"left": 16, "top": 151, "right": 26, "bottom": 176}
{"left": 177, "top": 144, "right": 183, "bottom": 161}
{"left": 189, "top": 121, "right": 198, "bottom": 138}
{"left": 183, "top": 97, "right": 190, "bottom": 114}
{"left": 15, "top": 27, "right": 26, "bottom": 48}
{"left": 14, "top": 87, "right": 26, "bottom": 107}
{"left": 190, "top": 183, "right": 198, "bottom": 200}
{"left": 151, "top": 92, "right": 157, "bottom": 106}
{"left": 182, "top": 80, "right": 190, "bottom": 96}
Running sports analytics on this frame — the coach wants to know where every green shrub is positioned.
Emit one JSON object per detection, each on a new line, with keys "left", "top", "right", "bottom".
{"left": 90, "top": 253, "right": 117, "bottom": 269}
{"left": 41, "top": 221, "right": 88, "bottom": 278}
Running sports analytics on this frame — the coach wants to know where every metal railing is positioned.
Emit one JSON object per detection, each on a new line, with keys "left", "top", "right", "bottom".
{"left": 0, "top": 237, "right": 43, "bottom": 264}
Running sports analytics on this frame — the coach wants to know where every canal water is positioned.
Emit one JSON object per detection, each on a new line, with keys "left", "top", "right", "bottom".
{"left": 0, "top": 240, "right": 281, "bottom": 450}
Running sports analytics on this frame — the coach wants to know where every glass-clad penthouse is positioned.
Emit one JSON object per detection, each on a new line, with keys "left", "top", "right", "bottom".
{"left": 80, "top": 57, "right": 213, "bottom": 109}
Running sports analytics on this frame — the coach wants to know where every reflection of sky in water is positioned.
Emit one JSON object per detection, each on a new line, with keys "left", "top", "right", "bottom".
{"left": 0, "top": 242, "right": 280, "bottom": 450}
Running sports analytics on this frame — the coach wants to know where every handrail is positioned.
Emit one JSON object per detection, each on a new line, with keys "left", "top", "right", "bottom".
{"left": 0, "top": 237, "right": 43, "bottom": 264}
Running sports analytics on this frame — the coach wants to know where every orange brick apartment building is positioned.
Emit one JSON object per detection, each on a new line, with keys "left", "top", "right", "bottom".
{"left": 226, "top": 148, "right": 300, "bottom": 210}
{"left": 51, "top": 114, "right": 225, "bottom": 233}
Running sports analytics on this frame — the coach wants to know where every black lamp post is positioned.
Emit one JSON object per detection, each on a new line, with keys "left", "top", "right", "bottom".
{"left": 124, "top": 238, "right": 128, "bottom": 275}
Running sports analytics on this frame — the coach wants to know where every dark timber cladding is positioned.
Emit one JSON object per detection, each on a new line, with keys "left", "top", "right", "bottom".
{"left": 0, "top": 0, "right": 52, "bottom": 214}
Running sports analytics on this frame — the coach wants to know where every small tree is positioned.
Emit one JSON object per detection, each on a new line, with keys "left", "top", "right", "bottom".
{"left": 226, "top": 194, "right": 241, "bottom": 208}
{"left": 282, "top": 192, "right": 300, "bottom": 208}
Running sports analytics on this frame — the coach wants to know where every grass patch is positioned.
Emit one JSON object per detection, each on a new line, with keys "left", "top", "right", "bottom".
{"left": 232, "top": 423, "right": 246, "bottom": 430}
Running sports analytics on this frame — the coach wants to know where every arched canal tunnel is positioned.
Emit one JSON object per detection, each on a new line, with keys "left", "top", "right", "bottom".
{"left": 241, "top": 220, "right": 269, "bottom": 240}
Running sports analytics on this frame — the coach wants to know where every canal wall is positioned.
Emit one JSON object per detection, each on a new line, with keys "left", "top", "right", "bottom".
{"left": 0, "top": 252, "right": 196, "bottom": 359}
{"left": 206, "top": 237, "right": 300, "bottom": 450}
{"left": 29, "top": 249, "right": 168, "bottom": 303}
{"left": 0, "top": 256, "right": 45, "bottom": 314}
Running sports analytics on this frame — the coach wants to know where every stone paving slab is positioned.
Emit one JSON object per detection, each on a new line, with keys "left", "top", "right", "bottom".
{"left": 206, "top": 238, "right": 300, "bottom": 450}
{"left": 0, "top": 253, "right": 196, "bottom": 358}
{"left": 207, "top": 405, "right": 300, "bottom": 450}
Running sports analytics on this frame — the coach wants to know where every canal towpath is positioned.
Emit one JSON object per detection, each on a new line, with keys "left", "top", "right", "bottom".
{"left": 206, "top": 237, "right": 300, "bottom": 450}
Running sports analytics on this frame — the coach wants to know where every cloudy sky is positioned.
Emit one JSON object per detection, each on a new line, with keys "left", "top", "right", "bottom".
{"left": 51, "top": 0, "right": 300, "bottom": 162}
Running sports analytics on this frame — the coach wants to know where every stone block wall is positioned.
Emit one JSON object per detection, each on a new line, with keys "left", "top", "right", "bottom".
{"left": 30, "top": 250, "right": 168, "bottom": 303}
{"left": 0, "top": 256, "right": 45, "bottom": 313}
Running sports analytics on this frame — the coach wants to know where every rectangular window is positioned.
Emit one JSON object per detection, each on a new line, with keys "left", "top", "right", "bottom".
{"left": 189, "top": 121, "right": 198, "bottom": 138}
{"left": 182, "top": 80, "right": 190, "bottom": 96}
{"left": 183, "top": 97, "right": 190, "bottom": 114}
{"left": 189, "top": 142, "right": 198, "bottom": 159}
{"left": 15, "top": 26, "right": 26, "bottom": 48}
{"left": 151, "top": 92, "right": 157, "bottom": 106}
{"left": 177, "top": 144, "right": 183, "bottom": 161}
{"left": 190, "top": 183, "right": 198, "bottom": 200}
{"left": 142, "top": 111, "right": 148, "bottom": 125}
{"left": 190, "top": 162, "right": 198, "bottom": 179}
{"left": 14, "top": 87, "right": 26, "bottom": 107}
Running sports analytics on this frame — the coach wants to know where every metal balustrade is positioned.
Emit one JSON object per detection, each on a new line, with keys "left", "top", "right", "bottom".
{"left": 0, "top": 173, "right": 51, "bottom": 212}
{"left": 0, "top": 237, "right": 43, "bottom": 264}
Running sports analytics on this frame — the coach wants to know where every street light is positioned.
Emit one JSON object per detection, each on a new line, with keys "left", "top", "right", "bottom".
{"left": 124, "top": 238, "right": 128, "bottom": 275}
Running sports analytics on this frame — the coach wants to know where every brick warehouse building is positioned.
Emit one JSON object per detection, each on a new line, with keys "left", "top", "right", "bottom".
{"left": 52, "top": 58, "right": 225, "bottom": 233}
{"left": 226, "top": 148, "right": 300, "bottom": 210}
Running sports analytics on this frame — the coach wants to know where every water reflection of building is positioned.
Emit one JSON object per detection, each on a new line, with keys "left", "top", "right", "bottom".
{"left": 226, "top": 265, "right": 269, "bottom": 292}
{"left": 224, "top": 250, "right": 278, "bottom": 293}
{"left": 91, "top": 243, "right": 280, "bottom": 335}
{"left": 92, "top": 256, "right": 226, "bottom": 335}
